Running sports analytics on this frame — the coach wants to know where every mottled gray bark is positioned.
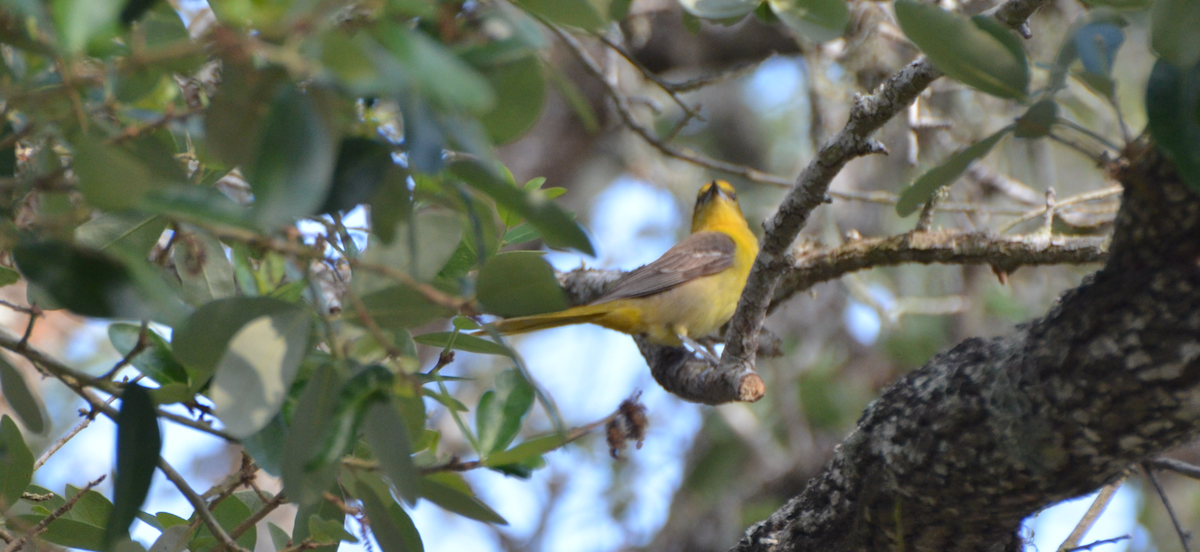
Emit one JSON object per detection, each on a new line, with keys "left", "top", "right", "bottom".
{"left": 733, "top": 145, "right": 1200, "bottom": 551}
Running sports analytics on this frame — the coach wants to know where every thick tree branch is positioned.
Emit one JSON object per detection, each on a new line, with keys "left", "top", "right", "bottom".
{"left": 733, "top": 144, "right": 1200, "bottom": 551}
{"left": 716, "top": 0, "right": 1054, "bottom": 401}
{"left": 770, "top": 231, "right": 1109, "bottom": 311}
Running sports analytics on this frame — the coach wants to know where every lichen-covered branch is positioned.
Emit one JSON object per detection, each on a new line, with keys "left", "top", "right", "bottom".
{"left": 770, "top": 231, "right": 1109, "bottom": 311}
{"left": 733, "top": 144, "right": 1200, "bottom": 551}
{"left": 716, "top": 0, "right": 1055, "bottom": 401}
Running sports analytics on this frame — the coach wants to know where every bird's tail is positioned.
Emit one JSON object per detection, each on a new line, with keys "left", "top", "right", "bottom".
{"left": 480, "top": 304, "right": 614, "bottom": 336}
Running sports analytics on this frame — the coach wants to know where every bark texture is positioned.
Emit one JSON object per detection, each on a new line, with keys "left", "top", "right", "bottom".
{"left": 733, "top": 145, "right": 1200, "bottom": 551}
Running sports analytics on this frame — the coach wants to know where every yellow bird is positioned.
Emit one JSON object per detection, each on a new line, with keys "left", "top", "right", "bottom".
{"left": 485, "top": 180, "right": 759, "bottom": 352}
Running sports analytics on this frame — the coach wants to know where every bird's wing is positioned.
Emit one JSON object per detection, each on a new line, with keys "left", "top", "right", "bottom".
{"left": 592, "top": 231, "right": 736, "bottom": 302}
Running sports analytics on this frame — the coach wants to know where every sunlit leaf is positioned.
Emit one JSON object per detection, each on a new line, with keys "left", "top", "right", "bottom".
{"left": 105, "top": 384, "right": 162, "bottom": 548}
{"left": 484, "top": 433, "right": 566, "bottom": 467}
{"left": 894, "top": 0, "right": 1029, "bottom": 99}
{"left": 476, "top": 369, "right": 534, "bottom": 456}
{"left": 52, "top": 0, "right": 120, "bottom": 52}
{"left": 767, "top": 0, "right": 849, "bottom": 43}
{"left": 896, "top": 126, "right": 1013, "bottom": 216}
{"left": 75, "top": 213, "right": 168, "bottom": 256}
{"left": 308, "top": 365, "right": 394, "bottom": 469}
{"left": 353, "top": 285, "right": 455, "bottom": 330}
{"left": 172, "top": 297, "right": 299, "bottom": 387}
{"left": 0, "top": 356, "right": 44, "bottom": 433}
{"left": 148, "top": 525, "right": 192, "bottom": 552}
{"left": 476, "top": 251, "right": 567, "bottom": 317}
{"left": 209, "top": 308, "right": 311, "bottom": 438}
{"left": 73, "top": 135, "right": 177, "bottom": 211}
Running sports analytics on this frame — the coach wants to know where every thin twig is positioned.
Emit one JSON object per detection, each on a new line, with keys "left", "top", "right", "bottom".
{"left": 1057, "top": 480, "right": 1121, "bottom": 552}
{"left": 1064, "top": 536, "right": 1130, "bottom": 552}
{"left": 1147, "top": 457, "right": 1200, "bottom": 481}
{"left": 224, "top": 492, "right": 287, "bottom": 547}
{"left": 99, "top": 320, "right": 150, "bottom": 381}
{"left": 1144, "top": 462, "right": 1193, "bottom": 552}
{"left": 4, "top": 475, "right": 105, "bottom": 552}
{"left": 159, "top": 460, "right": 249, "bottom": 552}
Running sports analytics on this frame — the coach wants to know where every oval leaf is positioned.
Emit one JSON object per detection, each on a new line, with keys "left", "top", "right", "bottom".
{"left": 108, "top": 323, "right": 189, "bottom": 386}
{"left": 478, "top": 55, "right": 547, "bottom": 145}
{"left": 0, "top": 356, "right": 44, "bottom": 434}
{"left": 896, "top": 126, "right": 1013, "bottom": 216}
{"left": 282, "top": 364, "right": 342, "bottom": 506}
{"left": 353, "top": 285, "right": 455, "bottom": 330}
{"left": 416, "top": 472, "right": 507, "bottom": 525}
{"left": 356, "top": 480, "right": 424, "bottom": 552}
{"left": 105, "top": 384, "right": 162, "bottom": 549}
{"left": 511, "top": 0, "right": 605, "bottom": 30}
{"left": 449, "top": 160, "right": 594, "bottom": 255}
{"left": 1152, "top": 0, "right": 1200, "bottom": 70}
{"left": 767, "top": 0, "right": 849, "bottom": 43}
{"left": 677, "top": 0, "right": 759, "bottom": 19}
{"left": 475, "top": 368, "right": 534, "bottom": 457}
{"left": 476, "top": 251, "right": 568, "bottom": 317}
{"left": 894, "top": 0, "right": 1029, "bottom": 99}
{"left": 0, "top": 415, "right": 33, "bottom": 515}
{"left": 363, "top": 402, "right": 418, "bottom": 504}
{"left": 248, "top": 87, "right": 338, "bottom": 230}
{"left": 172, "top": 297, "right": 299, "bottom": 387}
{"left": 1146, "top": 59, "right": 1200, "bottom": 193}
{"left": 209, "top": 308, "right": 311, "bottom": 438}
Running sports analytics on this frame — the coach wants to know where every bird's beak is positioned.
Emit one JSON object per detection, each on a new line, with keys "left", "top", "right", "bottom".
{"left": 703, "top": 182, "right": 725, "bottom": 202}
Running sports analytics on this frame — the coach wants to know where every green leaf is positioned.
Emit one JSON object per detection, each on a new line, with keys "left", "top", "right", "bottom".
{"left": 293, "top": 483, "right": 345, "bottom": 552}
{"left": 119, "top": 0, "right": 160, "bottom": 25}
{"left": 308, "top": 515, "right": 358, "bottom": 543}
{"left": 484, "top": 433, "right": 566, "bottom": 467}
{"left": 396, "top": 94, "right": 446, "bottom": 174}
{"left": 73, "top": 135, "right": 177, "bottom": 211}
{"left": 148, "top": 383, "right": 191, "bottom": 405}
{"left": 1013, "top": 99, "right": 1058, "bottom": 139}
{"left": 449, "top": 160, "right": 594, "bottom": 255}
{"left": 0, "top": 123, "right": 16, "bottom": 178}
{"left": 105, "top": 384, "right": 162, "bottom": 549}
{"left": 149, "top": 525, "right": 193, "bottom": 552}
{"left": 353, "top": 285, "right": 455, "bottom": 330}
{"left": 1146, "top": 59, "right": 1200, "bottom": 193}
{"left": 477, "top": 55, "right": 547, "bottom": 145}
{"left": 141, "top": 185, "right": 253, "bottom": 230}
{"left": 476, "top": 251, "right": 567, "bottom": 317}
{"left": 1152, "top": 0, "right": 1200, "bottom": 70}
{"left": 241, "top": 413, "right": 286, "bottom": 477}
{"left": 189, "top": 493, "right": 256, "bottom": 551}
{"left": 363, "top": 401, "right": 418, "bottom": 504}
{"left": 308, "top": 366, "right": 394, "bottom": 470}
{"left": 108, "top": 323, "right": 189, "bottom": 385}
{"left": 203, "top": 61, "right": 287, "bottom": 169}
{"left": 767, "top": 0, "right": 849, "bottom": 43}
{"left": 16, "top": 485, "right": 114, "bottom": 551}
{"left": 75, "top": 213, "right": 168, "bottom": 256}
{"left": 1075, "top": 22, "right": 1125, "bottom": 78}
{"left": 894, "top": 0, "right": 1029, "bottom": 100}
{"left": 1081, "top": 0, "right": 1152, "bottom": 8}
{"left": 209, "top": 307, "right": 311, "bottom": 438}
{"left": 476, "top": 369, "right": 534, "bottom": 456}
{"left": 416, "top": 472, "right": 507, "bottom": 525}
{"left": 13, "top": 241, "right": 184, "bottom": 322}
{"left": 511, "top": 0, "right": 605, "bottom": 30}
{"left": 373, "top": 23, "right": 495, "bottom": 115}
{"left": 0, "top": 415, "right": 33, "bottom": 515}
{"left": 53, "top": 0, "right": 121, "bottom": 52}
{"left": 282, "top": 364, "right": 342, "bottom": 506}
{"left": 413, "top": 332, "right": 512, "bottom": 356}
{"left": 355, "top": 211, "right": 463, "bottom": 295}
{"left": 320, "top": 138, "right": 395, "bottom": 215}
{"left": 677, "top": 0, "right": 759, "bottom": 19}
{"left": 172, "top": 297, "right": 299, "bottom": 388}
{"left": 0, "top": 267, "right": 17, "bottom": 289}
{"left": 173, "top": 230, "right": 236, "bottom": 306}
{"left": 248, "top": 87, "right": 338, "bottom": 230}
{"left": 369, "top": 169, "right": 413, "bottom": 243}
{"left": 356, "top": 480, "right": 424, "bottom": 552}
{"left": 0, "top": 357, "right": 44, "bottom": 433}
{"left": 268, "top": 523, "right": 291, "bottom": 552}
{"left": 896, "top": 126, "right": 1013, "bottom": 216}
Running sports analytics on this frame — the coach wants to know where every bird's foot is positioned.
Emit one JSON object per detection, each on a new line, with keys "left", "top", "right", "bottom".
{"left": 679, "top": 335, "right": 720, "bottom": 365}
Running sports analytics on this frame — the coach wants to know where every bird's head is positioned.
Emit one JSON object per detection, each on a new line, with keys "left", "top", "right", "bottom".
{"left": 692, "top": 180, "right": 746, "bottom": 232}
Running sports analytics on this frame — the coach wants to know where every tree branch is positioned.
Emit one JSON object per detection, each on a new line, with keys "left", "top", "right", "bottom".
{"left": 732, "top": 145, "right": 1200, "bottom": 551}
{"left": 716, "top": 0, "right": 1055, "bottom": 402}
